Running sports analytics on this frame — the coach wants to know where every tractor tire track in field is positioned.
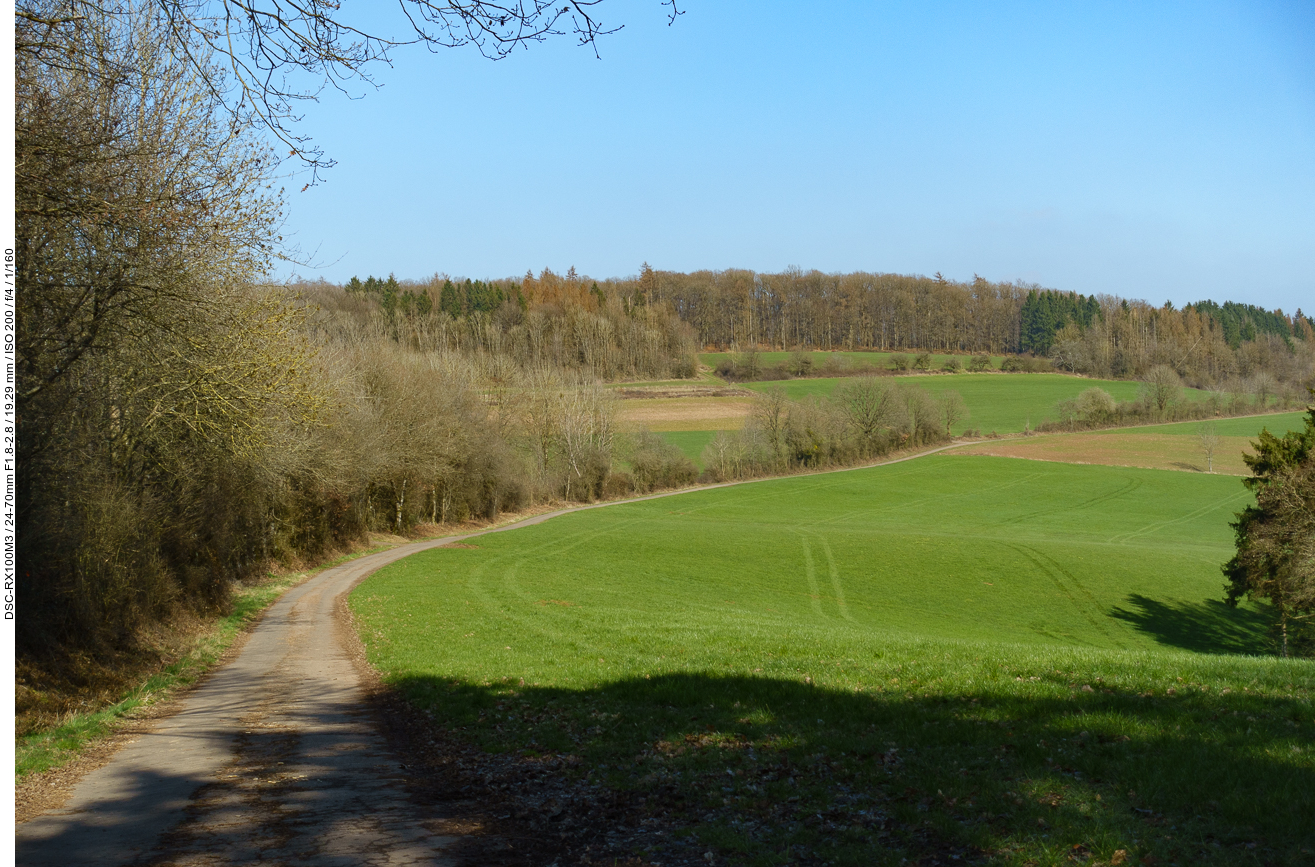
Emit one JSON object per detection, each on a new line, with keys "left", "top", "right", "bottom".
{"left": 7, "top": 436, "right": 1090, "bottom": 866}
{"left": 799, "top": 535, "right": 829, "bottom": 618}
{"left": 1000, "top": 475, "right": 1143, "bottom": 527}
{"left": 1003, "top": 542, "right": 1127, "bottom": 649}
{"left": 1107, "top": 487, "right": 1251, "bottom": 545}
{"left": 819, "top": 536, "right": 854, "bottom": 622}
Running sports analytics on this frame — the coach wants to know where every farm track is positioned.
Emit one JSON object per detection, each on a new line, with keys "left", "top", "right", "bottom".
{"left": 14, "top": 440, "right": 988, "bottom": 866}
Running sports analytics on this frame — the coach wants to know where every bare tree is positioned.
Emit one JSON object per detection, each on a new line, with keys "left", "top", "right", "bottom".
{"left": 939, "top": 390, "right": 969, "bottom": 437}
{"left": 904, "top": 386, "right": 941, "bottom": 445}
{"left": 1248, "top": 371, "right": 1278, "bottom": 409}
{"left": 1198, "top": 422, "right": 1222, "bottom": 473}
{"left": 1141, "top": 364, "right": 1182, "bottom": 418}
{"left": 836, "top": 376, "right": 903, "bottom": 455}
{"left": 753, "top": 386, "right": 789, "bottom": 465}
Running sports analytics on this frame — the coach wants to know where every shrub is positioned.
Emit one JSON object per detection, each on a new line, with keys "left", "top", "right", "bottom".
{"left": 1076, "top": 387, "right": 1117, "bottom": 424}
{"left": 1001, "top": 356, "right": 1054, "bottom": 373}
{"left": 629, "top": 432, "right": 698, "bottom": 493}
{"left": 889, "top": 353, "right": 910, "bottom": 372}
{"left": 787, "top": 349, "right": 814, "bottom": 377}
{"left": 968, "top": 354, "right": 991, "bottom": 372}
{"left": 941, "top": 356, "right": 963, "bottom": 373}
{"left": 602, "top": 471, "right": 635, "bottom": 499}
{"left": 913, "top": 352, "right": 932, "bottom": 371}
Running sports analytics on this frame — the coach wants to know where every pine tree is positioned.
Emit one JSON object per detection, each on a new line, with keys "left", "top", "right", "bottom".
{"left": 1224, "top": 405, "right": 1315, "bottom": 657}
{"left": 440, "top": 278, "right": 462, "bottom": 318}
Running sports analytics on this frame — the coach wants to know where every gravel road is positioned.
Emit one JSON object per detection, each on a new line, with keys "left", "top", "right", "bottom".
{"left": 15, "top": 535, "right": 479, "bottom": 867}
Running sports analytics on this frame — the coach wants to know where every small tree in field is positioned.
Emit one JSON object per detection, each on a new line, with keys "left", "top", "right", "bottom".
{"left": 939, "top": 390, "right": 969, "bottom": 437}
{"left": 1198, "top": 423, "right": 1222, "bottom": 473}
{"left": 787, "top": 349, "right": 814, "bottom": 377}
{"left": 837, "top": 376, "right": 904, "bottom": 456}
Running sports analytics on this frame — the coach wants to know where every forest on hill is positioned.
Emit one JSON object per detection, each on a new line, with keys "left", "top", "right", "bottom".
{"left": 336, "top": 265, "right": 1314, "bottom": 396}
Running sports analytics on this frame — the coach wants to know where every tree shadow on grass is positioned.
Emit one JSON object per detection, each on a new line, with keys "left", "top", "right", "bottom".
{"left": 390, "top": 667, "right": 1315, "bottom": 867}
{"left": 1110, "top": 594, "right": 1274, "bottom": 655}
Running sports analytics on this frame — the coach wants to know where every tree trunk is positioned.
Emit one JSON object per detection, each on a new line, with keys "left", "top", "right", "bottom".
{"left": 394, "top": 478, "right": 407, "bottom": 533}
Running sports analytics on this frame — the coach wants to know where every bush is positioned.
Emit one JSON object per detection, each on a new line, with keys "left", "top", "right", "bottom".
{"left": 941, "top": 356, "right": 963, "bottom": 373}
{"left": 629, "top": 432, "right": 698, "bottom": 493}
{"left": 602, "top": 471, "right": 635, "bottom": 499}
{"left": 1076, "top": 387, "right": 1116, "bottom": 424}
{"left": 787, "top": 349, "right": 814, "bottom": 377}
{"left": 1001, "top": 356, "right": 1052, "bottom": 373}
{"left": 913, "top": 352, "right": 932, "bottom": 371}
{"left": 889, "top": 353, "right": 910, "bottom": 372}
{"left": 969, "top": 354, "right": 991, "bottom": 372}
{"left": 671, "top": 354, "right": 698, "bottom": 379}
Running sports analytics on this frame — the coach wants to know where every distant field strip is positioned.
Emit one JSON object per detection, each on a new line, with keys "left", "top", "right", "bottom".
{"left": 618, "top": 395, "right": 752, "bottom": 431}
{"left": 954, "top": 411, "right": 1309, "bottom": 475}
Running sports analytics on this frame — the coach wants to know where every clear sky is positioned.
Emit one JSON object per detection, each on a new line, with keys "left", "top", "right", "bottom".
{"left": 280, "top": 0, "right": 1314, "bottom": 313}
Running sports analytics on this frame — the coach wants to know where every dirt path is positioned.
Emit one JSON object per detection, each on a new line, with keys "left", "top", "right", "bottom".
{"left": 14, "top": 442, "right": 990, "bottom": 866}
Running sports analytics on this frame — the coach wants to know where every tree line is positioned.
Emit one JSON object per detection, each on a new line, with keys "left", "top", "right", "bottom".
{"left": 606, "top": 267, "right": 1312, "bottom": 394}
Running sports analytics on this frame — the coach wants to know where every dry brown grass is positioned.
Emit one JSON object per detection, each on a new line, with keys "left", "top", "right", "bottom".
{"left": 953, "top": 431, "right": 1256, "bottom": 475}
{"left": 618, "top": 396, "right": 753, "bottom": 431}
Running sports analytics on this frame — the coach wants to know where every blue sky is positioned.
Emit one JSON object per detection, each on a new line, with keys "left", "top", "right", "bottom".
{"left": 280, "top": 1, "right": 1314, "bottom": 313}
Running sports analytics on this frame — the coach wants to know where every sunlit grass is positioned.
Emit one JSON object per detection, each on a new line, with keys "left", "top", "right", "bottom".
{"left": 353, "top": 456, "right": 1315, "bottom": 864}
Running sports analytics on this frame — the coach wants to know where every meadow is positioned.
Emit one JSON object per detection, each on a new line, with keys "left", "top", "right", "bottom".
{"left": 352, "top": 455, "right": 1315, "bottom": 866}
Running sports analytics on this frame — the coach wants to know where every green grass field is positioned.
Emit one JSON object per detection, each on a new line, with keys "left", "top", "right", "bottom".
{"left": 1120, "top": 411, "right": 1308, "bottom": 438}
{"left": 658, "top": 429, "right": 719, "bottom": 467}
{"left": 352, "top": 456, "right": 1315, "bottom": 866}
{"left": 742, "top": 373, "right": 1215, "bottom": 435}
